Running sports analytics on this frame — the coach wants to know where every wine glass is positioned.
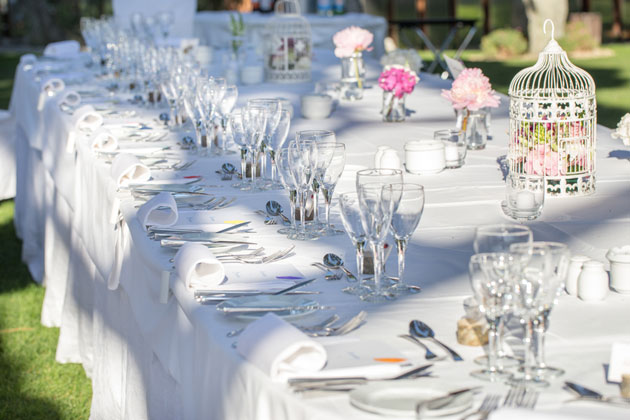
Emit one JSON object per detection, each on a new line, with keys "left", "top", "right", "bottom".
{"left": 276, "top": 147, "right": 299, "bottom": 236}
{"left": 473, "top": 224, "right": 533, "bottom": 367}
{"left": 267, "top": 109, "right": 291, "bottom": 189}
{"left": 469, "top": 252, "right": 516, "bottom": 382}
{"left": 529, "top": 242, "right": 570, "bottom": 380}
{"left": 243, "top": 103, "right": 267, "bottom": 191}
{"left": 339, "top": 192, "right": 370, "bottom": 296}
{"left": 217, "top": 85, "right": 238, "bottom": 155}
{"left": 248, "top": 98, "right": 281, "bottom": 186}
{"left": 320, "top": 143, "right": 346, "bottom": 236}
{"left": 288, "top": 140, "right": 318, "bottom": 240}
{"left": 357, "top": 183, "right": 400, "bottom": 302}
{"left": 389, "top": 183, "right": 425, "bottom": 295}
{"left": 155, "top": 11, "right": 174, "bottom": 40}
{"left": 228, "top": 109, "right": 249, "bottom": 190}
{"left": 509, "top": 242, "right": 551, "bottom": 388}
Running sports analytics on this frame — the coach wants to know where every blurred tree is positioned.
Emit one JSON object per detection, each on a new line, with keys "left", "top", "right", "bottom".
{"left": 523, "top": 0, "right": 568, "bottom": 53}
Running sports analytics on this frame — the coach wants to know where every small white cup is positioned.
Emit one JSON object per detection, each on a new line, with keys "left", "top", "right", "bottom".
{"left": 404, "top": 140, "right": 445, "bottom": 175}
{"left": 566, "top": 255, "right": 590, "bottom": 296}
{"left": 578, "top": 260, "right": 609, "bottom": 301}
{"left": 300, "top": 93, "right": 333, "bottom": 119}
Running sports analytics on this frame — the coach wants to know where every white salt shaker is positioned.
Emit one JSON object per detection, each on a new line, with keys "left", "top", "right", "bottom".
{"left": 578, "top": 260, "right": 609, "bottom": 301}
{"left": 606, "top": 245, "right": 630, "bottom": 294}
{"left": 374, "top": 145, "right": 391, "bottom": 168}
{"left": 566, "top": 255, "right": 590, "bottom": 296}
{"left": 380, "top": 149, "right": 401, "bottom": 170}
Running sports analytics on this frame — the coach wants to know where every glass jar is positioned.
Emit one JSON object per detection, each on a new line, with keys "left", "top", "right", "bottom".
{"left": 340, "top": 52, "right": 365, "bottom": 101}
{"left": 381, "top": 91, "right": 406, "bottom": 122}
{"left": 462, "top": 108, "right": 488, "bottom": 150}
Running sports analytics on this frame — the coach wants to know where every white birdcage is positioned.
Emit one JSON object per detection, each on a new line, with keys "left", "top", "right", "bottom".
{"left": 508, "top": 20, "right": 597, "bottom": 197}
{"left": 264, "top": 0, "right": 312, "bottom": 83}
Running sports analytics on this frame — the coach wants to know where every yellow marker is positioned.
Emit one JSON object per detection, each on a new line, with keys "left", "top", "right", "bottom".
{"left": 223, "top": 220, "right": 246, "bottom": 224}
{"left": 373, "top": 357, "right": 407, "bottom": 363}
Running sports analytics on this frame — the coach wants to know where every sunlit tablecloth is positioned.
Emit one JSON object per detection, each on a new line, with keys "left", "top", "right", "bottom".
{"left": 10, "top": 49, "right": 630, "bottom": 420}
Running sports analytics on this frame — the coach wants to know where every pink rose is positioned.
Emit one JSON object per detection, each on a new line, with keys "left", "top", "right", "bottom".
{"left": 333, "top": 26, "right": 374, "bottom": 58}
{"left": 524, "top": 144, "right": 565, "bottom": 176}
{"left": 441, "top": 68, "right": 500, "bottom": 111}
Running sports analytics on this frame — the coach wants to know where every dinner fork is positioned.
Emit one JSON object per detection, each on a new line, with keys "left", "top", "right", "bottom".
{"left": 460, "top": 394, "right": 501, "bottom": 420}
{"left": 504, "top": 385, "right": 539, "bottom": 409}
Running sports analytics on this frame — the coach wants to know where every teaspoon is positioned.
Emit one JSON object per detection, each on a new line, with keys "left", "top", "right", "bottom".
{"left": 265, "top": 200, "right": 291, "bottom": 224}
{"left": 410, "top": 320, "right": 463, "bottom": 361}
{"left": 323, "top": 253, "right": 357, "bottom": 282}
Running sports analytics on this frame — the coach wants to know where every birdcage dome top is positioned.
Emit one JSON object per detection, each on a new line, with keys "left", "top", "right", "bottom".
{"left": 508, "top": 20, "right": 595, "bottom": 100}
{"left": 266, "top": 0, "right": 311, "bottom": 38}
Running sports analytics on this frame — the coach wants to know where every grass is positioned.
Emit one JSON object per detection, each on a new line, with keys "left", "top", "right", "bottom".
{"left": 0, "top": 53, "right": 92, "bottom": 419}
{"left": 420, "top": 43, "right": 630, "bottom": 128}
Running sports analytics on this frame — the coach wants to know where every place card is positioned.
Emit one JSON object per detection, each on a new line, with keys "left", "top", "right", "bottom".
{"left": 607, "top": 342, "right": 630, "bottom": 383}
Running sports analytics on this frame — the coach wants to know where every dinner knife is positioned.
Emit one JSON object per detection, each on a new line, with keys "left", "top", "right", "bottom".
{"left": 420, "top": 387, "right": 481, "bottom": 411}
{"left": 565, "top": 381, "right": 630, "bottom": 406}
{"left": 216, "top": 221, "right": 250, "bottom": 234}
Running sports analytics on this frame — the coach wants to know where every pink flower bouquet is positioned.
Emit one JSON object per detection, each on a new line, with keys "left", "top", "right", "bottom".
{"left": 441, "top": 68, "right": 500, "bottom": 111}
{"left": 378, "top": 65, "right": 419, "bottom": 98}
{"left": 333, "top": 26, "right": 373, "bottom": 58}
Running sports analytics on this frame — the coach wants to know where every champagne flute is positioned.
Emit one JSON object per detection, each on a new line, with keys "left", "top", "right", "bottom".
{"left": 276, "top": 147, "right": 299, "bottom": 236}
{"left": 228, "top": 109, "right": 249, "bottom": 190}
{"left": 217, "top": 85, "right": 238, "bottom": 155}
{"left": 267, "top": 109, "right": 291, "bottom": 189}
{"left": 288, "top": 140, "right": 318, "bottom": 240}
{"left": 469, "top": 252, "right": 516, "bottom": 382}
{"left": 339, "top": 192, "right": 370, "bottom": 296}
{"left": 243, "top": 103, "right": 267, "bottom": 191}
{"left": 389, "top": 183, "right": 425, "bottom": 295}
{"left": 320, "top": 143, "right": 346, "bottom": 236}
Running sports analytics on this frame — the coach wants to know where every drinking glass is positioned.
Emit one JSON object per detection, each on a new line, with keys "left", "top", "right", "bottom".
{"left": 473, "top": 224, "right": 533, "bottom": 367}
{"left": 276, "top": 148, "right": 299, "bottom": 236}
{"left": 267, "top": 109, "right": 291, "bottom": 189}
{"left": 217, "top": 85, "right": 238, "bottom": 154}
{"left": 338, "top": 192, "right": 370, "bottom": 296}
{"left": 434, "top": 128, "right": 466, "bottom": 169}
{"left": 320, "top": 143, "right": 346, "bottom": 236}
{"left": 530, "top": 242, "right": 570, "bottom": 380}
{"left": 243, "top": 103, "right": 267, "bottom": 191}
{"left": 155, "top": 11, "right": 174, "bottom": 39}
{"left": 389, "top": 183, "right": 425, "bottom": 295}
{"left": 469, "top": 252, "right": 516, "bottom": 382}
{"left": 288, "top": 140, "right": 318, "bottom": 240}
{"left": 229, "top": 110, "right": 249, "bottom": 190}
{"left": 248, "top": 98, "right": 281, "bottom": 187}
{"left": 502, "top": 173, "right": 545, "bottom": 221}
{"left": 357, "top": 183, "right": 400, "bottom": 302}
{"left": 509, "top": 242, "right": 551, "bottom": 388}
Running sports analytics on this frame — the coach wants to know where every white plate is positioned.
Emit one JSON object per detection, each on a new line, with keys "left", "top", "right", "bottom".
{"left": 350, "top": 379, "right": 473, "bottom": 417}
{"left": 216, "top": 295, "right": 320, "bottom": 320}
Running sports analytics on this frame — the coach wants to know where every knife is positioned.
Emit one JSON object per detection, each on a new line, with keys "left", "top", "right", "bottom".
{"left": 273, "top": 278, "right": 316, "bottom": 295}
{"left": 420, "top": 387, "right": 481, "bottom": 412}
{"left": 565, "top": 381, "right": 630, "bottom": 407}
{"left": 216, "top": 221, "right": 250, "bottom": 234}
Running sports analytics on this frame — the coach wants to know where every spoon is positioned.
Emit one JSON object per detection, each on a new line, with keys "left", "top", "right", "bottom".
{"left": 221, "top": 163, "right": 236, "bottom": 180}
{"left": 323, "top": 253, "right": 357, "bottom": 282}
{"left": 410, "top": 320, "right": 463, "bottom": 361}
{"left": 265, "top": 200, "right": 291, "bottom": 224}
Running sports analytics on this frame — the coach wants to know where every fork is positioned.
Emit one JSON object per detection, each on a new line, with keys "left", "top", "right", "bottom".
{"left": 460, "top": 394, "right": 501, "bottom": 420}
{"left": 504, "top": 385, "right": 539, "bottom": 409}
{"left": 303, "top": 310, "right": 367, "bottom": 337}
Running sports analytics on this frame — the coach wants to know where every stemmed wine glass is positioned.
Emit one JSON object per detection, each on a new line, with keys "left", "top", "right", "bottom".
{"left": 288, "top": 140, "right": 318, "bottom": 240}
{"left": 473, "top": 223, "right": 533, "bottom": 367}
{"left": 469, "top": 252, "right": 516, "bottom": 382}
{"left": 155, "top": 11, "right": 174, "bottom": 40}
{"left": 266, "top": 109, "right": 291, "bottom": 189}
{"left": 357, "top": 183, "right": 401, "bottom": 302}
{"left": 319, "top": 143, "right": 346, "bottom": 236}
{"left": 248, "top": 98, "right": 281, "bottom": 187}
{"left": 276, "top": 147, "right": 299, "bottom": 236}
{"left": 339, "top": 192, "right": 370, "bottom": 296}
{"left": 217, "top": 85, "right": 238, "bottom": 154}
{"left": 229, "top": 109, "right": 249, "bottom": 190}
{"left": 243, "top": 103, "right": 267, "bottom": 191}
{"left": 509, "top": 242, "right": 551, "bottom": 388}
{"left": 389, "top": 183, "right": 425, "bottom": 295}
{"left": 529, "top": 242, "right": 570, "bottom": 380}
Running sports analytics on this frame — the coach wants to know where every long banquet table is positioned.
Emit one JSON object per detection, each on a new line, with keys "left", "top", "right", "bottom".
{"left": 11, "top": 49, "right": 630, "bottom": 420}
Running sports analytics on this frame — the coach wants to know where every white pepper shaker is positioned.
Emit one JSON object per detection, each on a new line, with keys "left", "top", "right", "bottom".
{"left": 578, "top": 260, "right": 609, "bottom": 301}
{"left": 566, "top": 255, "right": 590, "bottom": 296}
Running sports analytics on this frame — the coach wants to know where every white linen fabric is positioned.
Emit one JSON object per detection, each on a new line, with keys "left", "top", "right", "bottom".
{"left": 0, "top": 109, "right": 16, "bottom": 200}
{"left": 490, "top": 406, "right": 630, "bottom": 420}
{"left": 136, "top": 192, "right": 178, "bottom": 231}
{"left": 43, "top": 40, "right": 81, "bottom": 58}
{"left": 38, "top": 78, "right": 65, "bottom": 111}
{"left": 236, "top": 313, "right": 327, "bottom": 382}
{"left": 56, "top": 89, "right": 82, "bottom": 108}
{"left": 90, "top": 129, "right": 118, "bottom": 151}
{"left": 112, "top": 0, "right": 197, "bottom": 38}
{"left": 110, "top": 153, "right": 151, "bottom": 187}
{"left": 173, "top": 242, "right": 225, "bottom": 290}
{"left": 10, "top": 46, "right": 630, "bottom": 420}
{"left": 67, "top": 104, "right": 103, "bottom": 152}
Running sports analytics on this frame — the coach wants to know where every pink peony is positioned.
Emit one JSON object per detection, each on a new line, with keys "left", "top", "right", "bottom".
{"left": 441, "top": 68, "right": 500, "bottom": 111}
{"left": 378, "top": 65, "right": 419, "bottom": 98}
{"left": 333, "top": 26, "right": 373, "bottom": 58}
{"left": 524, "top": 144, "right": 565, "bottom": 176}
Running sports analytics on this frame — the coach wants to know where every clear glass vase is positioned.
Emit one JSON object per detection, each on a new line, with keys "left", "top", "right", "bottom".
{"left": 340, "top": 52, "right": 365, "bottom": 101}
{"left": 381, "top": 91, "right": 406, "bottom": 122}
{"left": 458, "top": 108, "right": 488, "bottom": 150}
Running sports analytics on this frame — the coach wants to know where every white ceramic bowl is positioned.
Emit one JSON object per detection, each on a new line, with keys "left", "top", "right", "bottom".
{"left": 404, "top": 140, "right": 446, "bottom": 175}
{"left": 300, "top": 93, "right": 333, "bottom": 119}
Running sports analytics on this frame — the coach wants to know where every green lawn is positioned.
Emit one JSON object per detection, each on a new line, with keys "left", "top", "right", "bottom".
{"left": 421, "top": 43, "right": 630, "bottom": 128}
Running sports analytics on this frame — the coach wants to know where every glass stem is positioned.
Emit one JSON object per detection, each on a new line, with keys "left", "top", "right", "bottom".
{"left": 289, "top": 189, "right": 297, "bottom": 231}
{"left": 371, "top": 241, "right": 382, "bottom": 294}
{"left": 355, "top": 240, "right": 364, "bottom": 286}
{"left": 312, "top": 180, "right": 320, "bottom": 224}
{"left": 299, "top": 188, "right": 307, "bottom": 234}
{"left": 260, "top": 141, "right": 267, "bottom": 181}
{"left": 523, "top": 316, "right": 535, "bottom": 381}
{"left": 269, "top": 150, "right": 277, "bottom": 183}
{"left": 239, "top": 148, "right": 247, "bottom": 184}
{"left": 534, "top": 312, "right": 549, "bottom": 369}
{"left": 322, "top": 186, "right": 333, "bottom": 230}
{"left": 487, "top": 317, "right": 500, "bottom": 374}
{"left": 250, "top": 150, "right": 257, "bottom": 187}
{"left": 396, "top": 238, "right": 407, "bottom": 285}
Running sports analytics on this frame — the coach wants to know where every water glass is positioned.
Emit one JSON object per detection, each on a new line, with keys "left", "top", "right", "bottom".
{"left": 502, "top": 173, "right": 545, "bottom": 221}
{"left": 338, "top": 192, "right": 370, "bottom": 296}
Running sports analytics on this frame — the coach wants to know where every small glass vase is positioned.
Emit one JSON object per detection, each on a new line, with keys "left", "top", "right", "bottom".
{"left": 381, "top": 91, "right": 406, "bottom": 122}
{"left": 456, "top": 108, "right": 488, "bottom": 150}
{"left": 340, "top": 52, "right": 365, "bottom": 101}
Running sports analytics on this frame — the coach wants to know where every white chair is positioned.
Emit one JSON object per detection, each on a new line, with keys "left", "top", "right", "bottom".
{"left": 0, "top": 110, "right": 15, "bottom": 200}
{"left": 112, "top": 0, "right": 197, "bottom": 38}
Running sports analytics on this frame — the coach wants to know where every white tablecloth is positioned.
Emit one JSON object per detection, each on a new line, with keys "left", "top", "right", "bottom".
{"left": 11, "top": 49, "right": 630, "bottom": 420}
{"left": 193, "top": 11, "right": 388, "bottom": 58}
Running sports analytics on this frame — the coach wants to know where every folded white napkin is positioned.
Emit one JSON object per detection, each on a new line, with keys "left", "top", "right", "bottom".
{"left": 490, "top": 407, "right": 630, "bottom": 420}
{"left": 57, "top": 89, "right": 81, "bottom": 109}
{"left": 38, "top": 78, "right": 66, "bottom": 111}
{"left": 90, "top": 129, "right": 118, "bottom": 152}
{"left": 111, "top": 153, "right": 151, "bottom": 187}
{"left": 236, "top": 313, "right": 327, "bottom": 382}
{"left": 137, "top": 192, "right": 178, "bottom": 231}
{"left": 174, "top": 242, "right": 226, "bottom": 290}
{"left": 43, "top": 40, "right": 81, "bottom": 58}
{"left": 66, "top": 105, "right": 103, "bottom": 152}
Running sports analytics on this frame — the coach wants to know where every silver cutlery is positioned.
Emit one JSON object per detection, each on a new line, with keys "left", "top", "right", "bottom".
{"left": 417, "top": 387, "right": 481, "bottom": 416}
{"left": 398, "top": 334, "right": 441, "bottom": 360}
{"left": 460, "top": 394, "right": 501, "bottom": 420}
{"left": 564, "top": 381, "right": 630, "bottom": 407}
{"left": 226, "top": 313, "right": 338, "bottom": 338}
{"left": 304, "top": 310, "right": 367, "bottom": 337}
{"left": 216, "top": 221, "right": 250, "bottom": 234}
{"left": 323, "top": 253, "right": 357, "bottom": 282}
{"left": 504, "top": 385, "right": 538, "bottom": 409}
{"left": 410, "top": 320, "right": 463, "bottom": 361}
{"left": 266, "top": 200, "right": 291, "bottom": 225}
